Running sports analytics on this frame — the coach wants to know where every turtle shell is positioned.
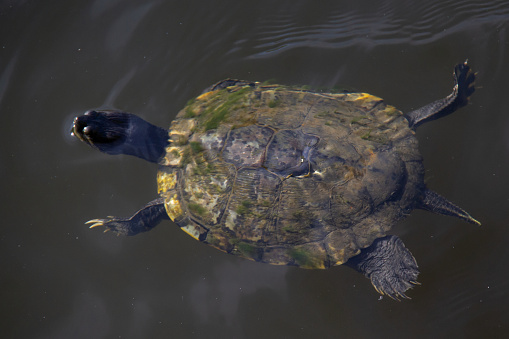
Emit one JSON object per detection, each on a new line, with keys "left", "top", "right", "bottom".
{"left": 157, "top": 81, "right": 424, "bottom": 269}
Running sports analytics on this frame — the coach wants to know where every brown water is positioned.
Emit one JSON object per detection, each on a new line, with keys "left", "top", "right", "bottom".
{"left": 2, "top": 1, "right": 509, "bottom": 338}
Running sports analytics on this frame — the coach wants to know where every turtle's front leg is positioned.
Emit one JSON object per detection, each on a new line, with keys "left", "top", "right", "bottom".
{"left": 345, "top": 235, "right": 420, "bottom": 300}
{"left": 86, "top": 198, "right": 169, "bottom": 236}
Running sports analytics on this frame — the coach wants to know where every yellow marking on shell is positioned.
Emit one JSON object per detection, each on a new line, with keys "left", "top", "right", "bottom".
{"left": 161, "top": 146, "right": 182, "bottom": 166}
{"left": 183, "top": 170, "right": 226, "bottom": 223}
{"left": 328, "top": 243, "right": 360, "bottom": 266}
{"left": 170, "top": 119, "right": 196, "bottom": 137}
{"left": 332, "top": 248, "right": 347, "bottom": 266}
{"left": 165, "top": 194, "right": 183, "bottom": 221}
{"left": 381, "top": 105, "right": 401, "bottom": 117}
{"left": 316, "top": 262, "right": 326, "bottom": 269}
{"left": 181, "top": 225, "right": 201, "bottom": 240}
{"left": 196, "top": 90, "right": 217, "bottom": 101}
{"left": 157, "top": 172, "right": 177, "bottom": 194}
{"left": 305, "top": 259, "right": 326, "bottom": 270}
{"left": 344, "top": 93, "right": 383, "bottom": 110}
{"left": 351, "top": 92, "right": 381, "bottom": 102}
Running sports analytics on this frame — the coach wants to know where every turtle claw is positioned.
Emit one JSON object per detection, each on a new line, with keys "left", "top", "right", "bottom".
{"left": 82, "top": 199, "right": 168, "bottom": 237}
{"left": 370, "top": 273, "right": 419, "bottom": 301}
{"left": 85, "top": 219, "right": 107, "bottom": 228}
{"left": 85, "top": 217, "right": 132, "bottom": 235}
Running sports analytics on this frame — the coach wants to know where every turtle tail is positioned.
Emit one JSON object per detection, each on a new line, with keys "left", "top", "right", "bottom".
{"left": 418, "top": 189, "right": 480, "bottom": 225}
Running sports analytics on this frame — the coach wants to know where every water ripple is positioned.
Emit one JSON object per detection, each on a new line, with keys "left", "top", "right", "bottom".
{"left": 242, "top": 0, "right": 509, "bottom": 58}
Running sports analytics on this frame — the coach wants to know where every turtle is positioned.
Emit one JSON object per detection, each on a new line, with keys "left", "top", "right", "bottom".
{"left": 71, "top": 61, "right": 479, "bottom": 300}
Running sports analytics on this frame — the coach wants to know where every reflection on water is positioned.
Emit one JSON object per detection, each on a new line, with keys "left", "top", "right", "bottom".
{"left": 2, "top": 0, "right": 509, "bottom": 338}
{"left": 48, "top": 292, "right": 109, "bottom": 338}
{"left": 188, "top": 261, "right": 287, "bottom": 325}
{"left": 239, "top": 1, "right": 509, "bottom": 57}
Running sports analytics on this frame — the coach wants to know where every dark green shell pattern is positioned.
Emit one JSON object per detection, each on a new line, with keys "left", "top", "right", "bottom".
{"left": 157, "top": 81, "right": 424, "bottom": 269}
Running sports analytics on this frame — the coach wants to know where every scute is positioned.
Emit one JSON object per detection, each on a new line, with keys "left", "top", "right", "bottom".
{"left": 157, "top": 81, "right": 423, "bottom": 268}
{"left": 255, "top": 89, "right": 315, "bottom": 129}
{"left": 222, "top": 125, "right": 273, "bottom": 168}
{"left": 263, "top": 129, "right": 318, "bottom": 176}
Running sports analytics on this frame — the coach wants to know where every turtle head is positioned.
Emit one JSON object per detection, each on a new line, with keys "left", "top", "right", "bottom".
{"left": 72, "top": 110, "right": 132, "bottom": 155}
{"left": 72, "top": 110, "right": 169, "bottom": 163}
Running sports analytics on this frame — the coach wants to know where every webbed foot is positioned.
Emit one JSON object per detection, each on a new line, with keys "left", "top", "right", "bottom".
{"left": 86, "top": 217, "right": 137, "bottom": 236}
{"left": 346, "top": 235, "right": 420, "bottom": 300}
{"left": 405, "top": 61, "right": 476, "bottom": 128}
{"left": 86, "top": 198, "right": 169, "bottom": 236}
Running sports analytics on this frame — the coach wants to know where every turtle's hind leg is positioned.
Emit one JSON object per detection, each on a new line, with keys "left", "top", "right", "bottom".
{"left": 86, "top": 198, "right": 169, "bottom": 236}
{"left": 345, "top": 235, "right": 420, "bottom": 300}
{"left": 405, "top": 61, "right": 476, "bottom": 128}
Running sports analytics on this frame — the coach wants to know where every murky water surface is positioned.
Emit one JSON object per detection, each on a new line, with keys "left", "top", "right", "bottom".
{"left": 2, "top": 1, "right": 509, "bottom": 338}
